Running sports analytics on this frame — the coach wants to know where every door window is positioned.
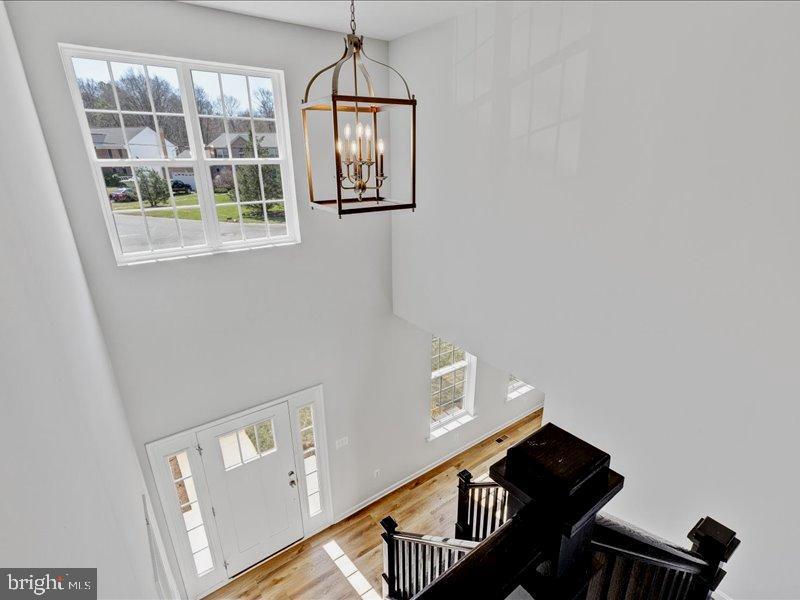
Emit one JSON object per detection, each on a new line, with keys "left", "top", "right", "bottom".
{"left": 167, "top": 451, "right": 214, "bottom": 576}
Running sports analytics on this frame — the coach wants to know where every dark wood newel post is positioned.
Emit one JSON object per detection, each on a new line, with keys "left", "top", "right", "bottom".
{"left": 686, "top": 516, "right": 740, "bottom": 599}
{"left": 455, "top": 469, "right": 473, "bottom": 540}
{"left": 381, "top": 516, "right": 399, "bottom": 599}
{"left": 490, "top": 424, "right": 625, "bottom": 600}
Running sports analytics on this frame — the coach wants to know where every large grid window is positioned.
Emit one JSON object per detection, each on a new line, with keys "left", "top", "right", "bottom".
{"left": 62, "top": 45, "right": 298, "bottom": 264}
{"left": 430, "top": 336, "right": 476, "bottom": 429}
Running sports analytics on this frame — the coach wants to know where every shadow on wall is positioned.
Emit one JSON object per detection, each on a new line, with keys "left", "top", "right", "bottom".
{"left": 450, "top": 1, "right": 592, "bottom": 184}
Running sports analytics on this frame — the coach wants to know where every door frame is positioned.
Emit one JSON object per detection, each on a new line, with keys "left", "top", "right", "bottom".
{"left": 146, "top": 384, "right": 334, "bottom": 599}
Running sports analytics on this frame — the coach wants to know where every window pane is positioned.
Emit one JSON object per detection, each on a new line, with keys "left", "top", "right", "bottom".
{"left": 455, "top": 367, "right": 465, "bottom": 383}
{"left": 254, "top": 120, "right": 278, "bottom": 157}
{"left": 308, "top": 491, "right": 321, "bottom": 516}
{"left": 249, "top": 77, "right": 275, "bottom": 118}
{"left": 146, "top": 211, "right": 180, "bottom": 251}
{"left": 134, "top": 167, "right": 171, "bottom": 208}
{"left": 299, "top": 406, "right": 313, "bottom": 429}
{"left": 176, "top": 208, "right": 206, "bottom": 247}
{"left": 87, "top": 112, "right": 127, "bottom": 159}
{"left": 168, "top": 167, "right": 196, "bottom": 196}
{"left": 220, "top": 73, "right": 250, "bottom": 117}
{"left": 158, "top": 115, "right": 191, "bottom": 158}
{"left": 217, "top": 204, "right": 243, "bottom": 243}
{"left": 199, "top": 117, "right": 227, "bottom": 157}
{"left": 182, "top": 501, "right": 203, "bottom": 530}
{"left": 431, "top": 337, "right": 440, "bottom": 357}
{"left": 192, "top": 70, "right": 223, "bottom": 116}
{"left": 114, "top": 212, "right": 150, "bottom": 253}
{"left": 103, "top": 167, "right": 137, "bottom": 209}
{"left": 235, "top": 165, "right": 261, "bottom": 202}
{"left": 210, "top": 165, "right": 235, "bottom": 197}
{"left": 73, "top": 58, "right": 116, "bottom": 110}
{"left": 227, "top": 119, "right": 255, "bottom": 158}
{"left": 193, "top": 546, "right": 214, "bottom": 576}
{"left": 454, "top": 347, "right": 466, "bottom": 362}
{"left": 241, "top": 204, "right": 268, "bottom": 240}
{"left": 148, "top": 65, "right": 183, "bottom": 113}
{"left": 260, "top": 165, "right": 283, "bottom": 201}
{"left": 111, "top": 62, "right": 151, "bottom": 112}
{"left": 301, "top": 428, "right": 315, "bottom": 452}
{"left": 175, "top": 476, "right": 198, "bottom": 506}
{"left": 239, "top": 426, "right": 259, "bottom": 462}
{"left": 306, "top": 471, "right": 320, "bottom": 495}
{"left": 187, "top": 524, "right": 209, "bottom": 554}
{"left": 123, "top": 114, "right": 161, "bottom": 158}
{"left": 169, "top": 452, "right": 192, "bottom": 480}
{"left": 442, "top": 371, "right": 455, "bottom": 388}
{"left": 304, "top": 452, "right": 317, "bottom": 474}
{"left": 219, "top": 432, "right": 241, "bottom": 470}
{"left": 256, "top": 420, "right": 275, "bottom": 454}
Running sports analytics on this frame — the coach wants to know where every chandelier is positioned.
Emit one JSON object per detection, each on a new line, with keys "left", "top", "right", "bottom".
{"left": 301, "top": 0, "right": 416, "bottom": 217}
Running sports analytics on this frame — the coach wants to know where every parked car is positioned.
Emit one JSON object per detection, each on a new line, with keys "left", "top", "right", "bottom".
{"left": 171, "top": 180, "right": 193, "bottom": 194}
{"left": 108, "top": 188, "right": 136, "bottom": 202}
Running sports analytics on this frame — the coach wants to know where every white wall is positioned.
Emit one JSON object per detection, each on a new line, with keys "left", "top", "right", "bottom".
{"left": 5, "top": 2, "right": 542, "bottom": 596}
{"left": 0, "top": 3, "right": 172, "bottom": 597}
{"left": 389, "top": 2, "right": 800, "bottom": 598}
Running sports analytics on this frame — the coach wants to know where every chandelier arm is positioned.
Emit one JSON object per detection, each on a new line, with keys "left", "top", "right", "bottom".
{"left": 355, "top": 52, "right": 375, "bottom": 97}
{"left": 303, "top": 45, "right": 349, "bottom": 102}
{"left": 331, "top": 41, "right": 357, "bottom": 95}
{"left": 359, "top": 47, "right": 412, "bottom": 100}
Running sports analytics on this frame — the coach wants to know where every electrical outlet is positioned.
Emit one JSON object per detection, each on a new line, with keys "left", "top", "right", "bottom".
{"left": 335, "top": 436, "right": 349, "bottom": 449}
{"left": 373, "top": 468, "right": 381, "bottom": 479}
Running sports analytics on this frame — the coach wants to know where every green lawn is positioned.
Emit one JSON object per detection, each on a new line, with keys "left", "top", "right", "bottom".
{"left": 107, "top": 190, "right": 285, "bottom": 224}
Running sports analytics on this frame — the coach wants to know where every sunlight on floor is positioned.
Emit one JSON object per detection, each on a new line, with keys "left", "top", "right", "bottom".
{"left": 323, "top": 540, "right": 382, "bottom": 600}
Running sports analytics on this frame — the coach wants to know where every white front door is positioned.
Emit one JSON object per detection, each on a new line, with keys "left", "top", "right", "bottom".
{"left": 197, "top": 402, "right": 303, "bottom": 576}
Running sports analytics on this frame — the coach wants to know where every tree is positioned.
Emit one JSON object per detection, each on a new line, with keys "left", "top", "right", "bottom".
{"left": 252, "top": 87, "right": 274, "bottom": 118}
{"left": 136, "top": 168, "right": 170, "bottom": 208}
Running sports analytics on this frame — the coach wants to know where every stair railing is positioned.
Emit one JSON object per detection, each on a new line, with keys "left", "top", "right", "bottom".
{"left": 455, "top": 470, "right": 510, "bottom": 541}
{"left": 381, "top": 516, "right": 479, "bottom": 600}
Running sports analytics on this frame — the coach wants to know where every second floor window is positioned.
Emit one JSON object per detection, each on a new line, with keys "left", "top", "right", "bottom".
{"left": 62, "top": 45, "right": 299, "bottom": 265}
{"left": 430, "top": 336, "right": 476, "bottom": 430}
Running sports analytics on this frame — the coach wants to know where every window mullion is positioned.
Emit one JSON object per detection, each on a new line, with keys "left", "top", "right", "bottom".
{"left": 179, "top": 62, "right": 220, "bottom": 249}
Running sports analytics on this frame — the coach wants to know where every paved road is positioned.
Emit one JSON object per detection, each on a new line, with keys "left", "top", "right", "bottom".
{"left": 114, "top": 212, "right": 287, "bottom": 253}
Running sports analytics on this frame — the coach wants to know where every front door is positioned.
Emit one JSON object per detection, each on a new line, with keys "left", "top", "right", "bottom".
{"left": 197, "top": 402, "right": 303, "bottom": 575}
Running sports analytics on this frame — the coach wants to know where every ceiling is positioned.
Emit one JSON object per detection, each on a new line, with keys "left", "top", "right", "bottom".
{"left": 183, "top": 1, "right": 488, "bottom": 41}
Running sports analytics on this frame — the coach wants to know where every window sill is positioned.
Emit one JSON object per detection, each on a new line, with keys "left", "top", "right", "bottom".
{"left": 428, "top": 413, "right": 476, "bottom": 441}
{"left": 116, "top": 237, "right": 300, "bottom": 266}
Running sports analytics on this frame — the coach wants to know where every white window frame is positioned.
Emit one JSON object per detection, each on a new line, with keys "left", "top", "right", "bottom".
{"left": 429, "top": 339, "right": 477, "bottom": 433}
{"left": 59, "top": 43, "right": 301, "bottom": 266}
{"left": 507, "top": 374, "right": 535, "bottom": 401}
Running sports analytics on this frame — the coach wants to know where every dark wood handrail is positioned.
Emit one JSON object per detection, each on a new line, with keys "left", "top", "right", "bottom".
{"left": 591, "top": 513, "right": 708, "bottom": 574}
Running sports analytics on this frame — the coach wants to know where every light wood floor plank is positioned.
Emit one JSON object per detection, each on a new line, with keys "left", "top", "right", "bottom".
{"left": 204, "top": 410, "right": 543, "bottom": 600}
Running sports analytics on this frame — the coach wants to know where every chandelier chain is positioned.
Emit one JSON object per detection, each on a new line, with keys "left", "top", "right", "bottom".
{"left": 350, "top": 0, "right": 356, "bottom": 34}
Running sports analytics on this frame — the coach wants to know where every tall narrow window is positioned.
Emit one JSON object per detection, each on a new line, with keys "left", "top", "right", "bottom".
{"left": 298, "top": 405, "right": 322, "bottom": 517}
{"left": 62, "top": 45, "right": 298, "bottom": 264}
{"left": 507, "top": 375, "right": 534, "bottom": 400}
{"left": 430, "top": 336, "right": 476, "bottom": 433}
{"left": 167, "top": 451, "right": 214, "bottom": 576}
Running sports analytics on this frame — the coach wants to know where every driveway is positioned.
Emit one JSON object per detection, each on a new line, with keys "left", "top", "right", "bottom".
{"left": 114, "top": 213, "right": 287, "bottom": 254}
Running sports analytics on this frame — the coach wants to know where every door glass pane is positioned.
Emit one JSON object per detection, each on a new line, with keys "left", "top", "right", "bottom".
{"left": 297, "top": 404, "right": 322, "bottom": 517}
{"left": 187, "top": 524, "right": 209, "bottom": 554}
{"left": 182, "top": 501, "right": 203, "bottom": 530}
{"left": 193, "top": 547, "right": 214, "bottom": 576}
{"left": 256, "top": 420, "right": 275, "bottom": 454}
{"left": 219, "top": 432, "right": 242, "bottom": 470}
{"left": 238, "top": 426, "right": 258, "bottom": 463}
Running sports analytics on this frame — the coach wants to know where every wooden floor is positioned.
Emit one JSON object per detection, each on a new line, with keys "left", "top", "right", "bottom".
{"left": 205, "top": 410, "right": 543, "bottom": 600}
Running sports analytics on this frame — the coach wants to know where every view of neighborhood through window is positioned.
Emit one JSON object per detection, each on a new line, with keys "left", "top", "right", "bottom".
{"left": 65, "top": 48, "right": 296, "bottom": 263}
{"left": 430, "top": 336, "right": 475, "bottom": 431}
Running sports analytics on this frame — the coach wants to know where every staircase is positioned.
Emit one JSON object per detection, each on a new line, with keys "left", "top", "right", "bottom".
{"left": 381, "top": 424, "right": 739, "bottom": 600}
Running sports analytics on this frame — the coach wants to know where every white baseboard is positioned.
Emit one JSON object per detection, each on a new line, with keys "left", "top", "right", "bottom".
{"left": 334, "top": 402, "right": 544, "bottom": 522}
